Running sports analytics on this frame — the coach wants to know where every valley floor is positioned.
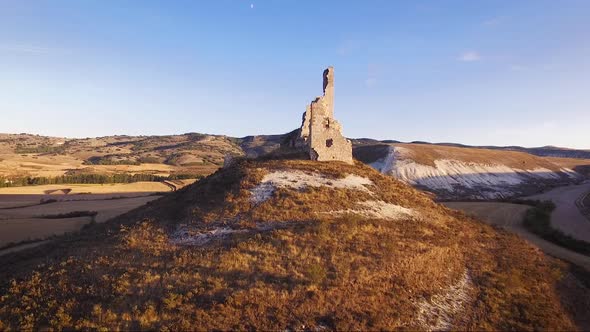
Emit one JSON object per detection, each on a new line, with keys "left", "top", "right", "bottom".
{"left": 526, "top": 182, "right": 590, "bottom": 242}
{"left": 444, "top": 201, "right": 590, "bottom": 271}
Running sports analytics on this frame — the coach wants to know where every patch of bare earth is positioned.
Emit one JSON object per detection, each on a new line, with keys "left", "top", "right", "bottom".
{"left": 413, "top": 270, "right": 473, "bottom": 330}
{"left": 324, "top": 200, "right": 417, "bottom": 221}
{"left": 250, "top": 170, "right": 374, "bottom": 204}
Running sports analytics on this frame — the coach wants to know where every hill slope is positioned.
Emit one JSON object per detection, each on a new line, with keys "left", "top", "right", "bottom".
{"left": 355, "top": 143, "right": 589, "bottom": 200}
{"left": 0, "top": 159, "right": 588, "bottom": 330}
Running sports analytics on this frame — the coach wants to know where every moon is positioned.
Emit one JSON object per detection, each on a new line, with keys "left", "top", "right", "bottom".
{"left": 250, "top": 3, "right": 254, "bottom": 9}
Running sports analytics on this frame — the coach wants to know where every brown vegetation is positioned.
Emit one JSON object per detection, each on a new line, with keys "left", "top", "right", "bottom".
{"left": 0, "top": 160, "right": 587, "bottom": 330}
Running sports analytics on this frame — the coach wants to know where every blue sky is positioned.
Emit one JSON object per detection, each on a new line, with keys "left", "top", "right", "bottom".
{"left": 1, "top": 1, "right": 589, "bottom": 149}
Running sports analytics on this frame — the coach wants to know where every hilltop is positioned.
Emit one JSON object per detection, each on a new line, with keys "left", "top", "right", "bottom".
{"left": 1, "top": 159, "right": 588, "bottom": 330}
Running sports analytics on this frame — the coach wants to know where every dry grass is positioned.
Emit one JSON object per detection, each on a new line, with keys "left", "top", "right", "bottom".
{"left": 0, "top": 159, "right": 586, "bottom": 330}
{"left": 0, "top": 153, "right": 84, "bottom": 178}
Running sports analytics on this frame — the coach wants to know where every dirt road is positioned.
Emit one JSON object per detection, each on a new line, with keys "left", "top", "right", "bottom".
{"left": 443, "top": 201, "right": 590, "bottom": 271}
{"left": 526, "top": 182, "right": 590, "bottom": 242}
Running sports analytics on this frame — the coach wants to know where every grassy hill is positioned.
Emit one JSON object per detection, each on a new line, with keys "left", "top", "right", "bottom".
{"left": 1, "top": 159, "right": 588, "bottom": 330}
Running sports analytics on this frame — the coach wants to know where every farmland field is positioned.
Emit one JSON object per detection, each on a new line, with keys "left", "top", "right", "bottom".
{"left": 0, "top": 181, "right": 172, "bottom": 195}
{"left": 0, "top": 195, "right": 161, "bottom": 249}
{"left": 0, "top": 180, "right": 196, "bottom": 253}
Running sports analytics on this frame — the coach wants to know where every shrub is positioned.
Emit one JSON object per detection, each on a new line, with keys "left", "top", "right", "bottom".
{"left": 40, "top": 211, "right": 98, "bottom": 219}
{"left": 137, "top": 156, "right": 160, "bottom": 164}
{"left": 84, "top": 156, "right": 140, "bottom": 165}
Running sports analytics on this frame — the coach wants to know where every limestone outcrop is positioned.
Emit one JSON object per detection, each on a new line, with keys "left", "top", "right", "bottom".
{"left": 297, "top": 67, "right": 353, "bottom": 164}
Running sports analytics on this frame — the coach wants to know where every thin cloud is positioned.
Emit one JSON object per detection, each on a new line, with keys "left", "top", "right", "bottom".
{"left": 458, "top": 51, "right": 481, "bottom": 62}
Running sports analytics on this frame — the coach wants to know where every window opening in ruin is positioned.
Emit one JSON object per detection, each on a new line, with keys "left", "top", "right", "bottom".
{"left": 326, "top": 139, "right": 333, "bottom": 148}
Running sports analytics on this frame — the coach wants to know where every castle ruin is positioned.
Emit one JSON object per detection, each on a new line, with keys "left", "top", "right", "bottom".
{"left": 297, "top": 67, "right": 353, "bottom": 164}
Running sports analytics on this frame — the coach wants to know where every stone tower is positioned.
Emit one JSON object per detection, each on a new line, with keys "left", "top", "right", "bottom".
{"left": 297, "top": 67, "right": 353, "bottom": 164}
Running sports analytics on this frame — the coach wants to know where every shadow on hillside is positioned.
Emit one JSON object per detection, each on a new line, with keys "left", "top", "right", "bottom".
{"left": 352, "top": 144, "right": 391, "bottom": 164}
{"left": 574, "top": 165, "right": 590, "bottom": 178}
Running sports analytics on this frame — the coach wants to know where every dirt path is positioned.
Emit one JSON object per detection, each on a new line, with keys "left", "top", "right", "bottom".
{"left": 162, "top": 180, "right": 178, "bottom": 191}
{"left": 443, "top": 202, "right": 590, "bottom": 271}
{"left": 526, "top": 182, "right": 590, "bottom": 242}
{"left": 0, "top": 240, "right": 50, "bottom": 257}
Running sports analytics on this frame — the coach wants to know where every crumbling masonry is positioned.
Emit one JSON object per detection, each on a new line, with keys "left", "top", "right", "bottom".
{"left": 297, "top": 67, "right": 353, "bottom": 164}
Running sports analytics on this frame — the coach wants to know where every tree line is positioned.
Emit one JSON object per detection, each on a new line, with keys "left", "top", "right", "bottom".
{"left": 0, "top": 173, "right": 202, "bottom": 188}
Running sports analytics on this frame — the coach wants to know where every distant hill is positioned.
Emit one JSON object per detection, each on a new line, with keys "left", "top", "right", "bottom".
{"left": 239, "top": 133, "right": 286, "bottom": 158}
{"left": 0, "top": 133, "right": 244, "bottom": 180}
{"left": 1, "top": 158, "right": 587, "bottom": 330}
{"left": 1, "top": 132, "right": 589, "bottom": 200}
{"left": 354, "top": 143, "right": 589, "bottom": 200}
{"left": 407, "top": 141, "right": 590, "bottom": 160}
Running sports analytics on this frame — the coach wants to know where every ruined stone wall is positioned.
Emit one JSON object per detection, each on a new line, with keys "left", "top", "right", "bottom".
{"left": 301, "top": 67, "right": 353, "bottom": 164}
{"left": 296, "top": 105, "right": 312, "bottom": 148}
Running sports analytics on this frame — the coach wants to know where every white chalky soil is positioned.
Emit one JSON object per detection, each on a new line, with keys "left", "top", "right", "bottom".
{"left": 414, "top": 270, "right": 472, "bottom": 331}
{"left": 326, "top": 200, "right": 417, "bottom": 221}
{"left": 371, "top": 146, "right": 581, "bottom": 199}
{"left": 250, "top": 170, "right": 374, "bottom": 204}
